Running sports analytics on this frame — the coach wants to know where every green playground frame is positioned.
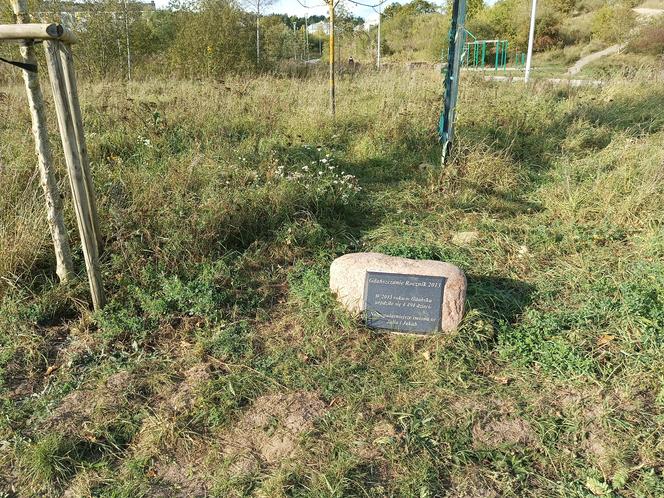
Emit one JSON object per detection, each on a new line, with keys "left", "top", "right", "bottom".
{"left": 461, "top": 29, "right": 527, "bottom": 71}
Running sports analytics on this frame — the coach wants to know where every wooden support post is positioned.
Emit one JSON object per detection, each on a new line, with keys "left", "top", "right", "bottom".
{"left": 58, "top": 42, "right": 103, "bottom": 253}
{"left": 43, "top": 40, "right": 104, "bottom": 310}
{"left": 10, "top": 0, "right": 74, "bottom": 282}
{"left": 0, "top": 22, "right": 77, "bottom": 43}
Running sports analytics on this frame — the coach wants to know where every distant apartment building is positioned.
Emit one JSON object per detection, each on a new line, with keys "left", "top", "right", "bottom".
{"left": 307, "top": 20, "right": 329, "bottom": 35}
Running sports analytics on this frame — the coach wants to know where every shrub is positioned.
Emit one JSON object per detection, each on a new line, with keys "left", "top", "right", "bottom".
{"left": 591, "top": 4, "right": 636, "bottom": 44}
{"left": 535, "top": 10, "right": 565, "bottom": 50}
{"left": 628, "top": 19, "right": 664, "bottom": 55}
{"left": 560, "top": 12, "right": 594, "bottom": 45}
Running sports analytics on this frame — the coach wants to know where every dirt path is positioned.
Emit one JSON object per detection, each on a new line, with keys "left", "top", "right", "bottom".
{"left": 567, "top": 44, "right": 625, "bottom": 76}
{"left": 566, "top": 7, "right": 663, "bottom": 76}
{"left": 485, "top": 75, "right": 603, "bottom": 87}
{"left": 633, "top": 7, "right": 664, "bottom": 18}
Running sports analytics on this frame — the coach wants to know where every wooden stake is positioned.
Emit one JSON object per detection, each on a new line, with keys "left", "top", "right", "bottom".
{"left": 43, "top": 39, "right": 104, "bottom": 310}
{"left": 58, "top": 42, "right": 103, "bottom": 253}
{"left": 10, "top": 0, "right": 74, "bottom": 282}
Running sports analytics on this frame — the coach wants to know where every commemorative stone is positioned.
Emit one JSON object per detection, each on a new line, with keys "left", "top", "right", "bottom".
{"left": 329, "top": 253, "right": 467, "bottom": 334}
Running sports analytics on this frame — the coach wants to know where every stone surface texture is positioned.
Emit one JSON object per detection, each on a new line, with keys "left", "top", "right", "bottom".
{"left": 329, "top": 252, "right": 467, "bottom": 332}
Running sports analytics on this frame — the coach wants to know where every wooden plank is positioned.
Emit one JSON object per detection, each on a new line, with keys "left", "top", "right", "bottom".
{"left": 10, "top": 0, "right": 74, "bottom": 282}
{"left": 43, "top": 39, "right": 105, "bottom": 310}
{"left": 58, "top": 42, "right": 103, "bottom": 253}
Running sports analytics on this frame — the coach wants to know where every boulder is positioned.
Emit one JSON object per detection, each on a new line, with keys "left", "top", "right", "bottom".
{"left": 329, "top": 252, "right": 466, "bottom": 332}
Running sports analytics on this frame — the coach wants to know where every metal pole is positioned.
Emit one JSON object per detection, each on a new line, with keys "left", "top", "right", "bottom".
{"left": 305, "top": 13, "right": 309, "bottom": 61}
{"left": 328, "top": 0, "right": 335, "bottom": 116}
{"left": 439, "top": 0, "right": 467, "bottom": 165}
{"left": 376, "top": 4, "right": 381, "bottom": 69}
{"left": 495, "top": 41, "right": 499, "bottom": 71}
{"left": 524, "top": 0, "right": 537, "bottom": 83}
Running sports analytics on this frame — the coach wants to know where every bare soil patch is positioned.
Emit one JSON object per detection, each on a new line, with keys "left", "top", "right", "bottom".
{"left": 151, "top": 444, "right": 210, "bottom": 498}
{"left": 146, "top": 390, "right": 326, "bottom": 496}
{"left": 166, "top": 362, "right": 212, "bottom": 413}
{"left": 220, "top": 390, "right": 326, "bottom": 474}
{"left": 472, "top": 418, "right": 536, "bottom": 449}
{"left": 42, "top": 371, "right": 134, "bottom": 437}
{"left": 448, "top": 464, "right": 500, "bottom": 498}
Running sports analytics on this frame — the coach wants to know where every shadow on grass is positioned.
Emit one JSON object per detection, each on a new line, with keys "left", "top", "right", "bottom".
{"left": 572, "top": 87, "right": 664, "bottom": 135}
{"left": 466, "top": 275, "right": 535, "bottom": 326}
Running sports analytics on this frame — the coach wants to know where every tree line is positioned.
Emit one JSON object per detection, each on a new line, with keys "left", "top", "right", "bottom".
{"left": 0, "top": 0, "right": 647, "bottom": 81}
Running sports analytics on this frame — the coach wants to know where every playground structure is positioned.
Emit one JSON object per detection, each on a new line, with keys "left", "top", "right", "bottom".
{"left": 462, "top": 31, "right": 527, "bottom": 72}
{"left": 462, "top": 31, "right": 509, "bottom": 71}
{"left": 2, "top": 0, "right": 104, "bottom": 309}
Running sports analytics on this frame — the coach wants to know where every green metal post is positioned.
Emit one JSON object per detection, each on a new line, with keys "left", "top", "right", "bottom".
{"left": 495, "top": 42, "right": 499, "bottom": 71}
{"left": 439, "top": 0, "right": 467, "bottom": 164}
{"left": 481, "top": 41, "right": 485, "bottom": 68}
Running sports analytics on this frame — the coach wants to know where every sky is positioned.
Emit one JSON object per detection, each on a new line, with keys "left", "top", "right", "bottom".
{"left": 151, "top": 0, "right": 499, "bottom": 26}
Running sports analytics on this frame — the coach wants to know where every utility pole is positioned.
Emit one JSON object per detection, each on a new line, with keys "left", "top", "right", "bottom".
{"left": 376, "top": 4, "right": 381, "bottom": 69}
{"left": 524, "top": 0, "right": 537, "bottom": 83}
{"left": 305, "top": 13, "right": 309, "bottom": 61}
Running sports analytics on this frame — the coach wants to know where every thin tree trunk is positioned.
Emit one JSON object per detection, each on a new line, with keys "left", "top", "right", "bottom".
{"left": 10, "top": 0, "right": 74, "bottom": 282}
{"left": 256, "top": 1, "right": 260, "bottom": 66}
{"left": 124, "top": 0, "right": 132, "bottom": 80}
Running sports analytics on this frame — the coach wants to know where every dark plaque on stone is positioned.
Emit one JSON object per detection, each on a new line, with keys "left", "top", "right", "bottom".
{"left": 364, "top": 271, "right": 446, "bottom": 334}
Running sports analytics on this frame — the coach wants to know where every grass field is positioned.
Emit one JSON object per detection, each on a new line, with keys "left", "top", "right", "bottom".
{"left": 1, "top": 69, "right": 663, "bottom": 497}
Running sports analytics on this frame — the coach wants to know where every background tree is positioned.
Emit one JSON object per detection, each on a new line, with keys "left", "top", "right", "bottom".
{"left": 242, "top": 0, "right": 276, "bottom": 67}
